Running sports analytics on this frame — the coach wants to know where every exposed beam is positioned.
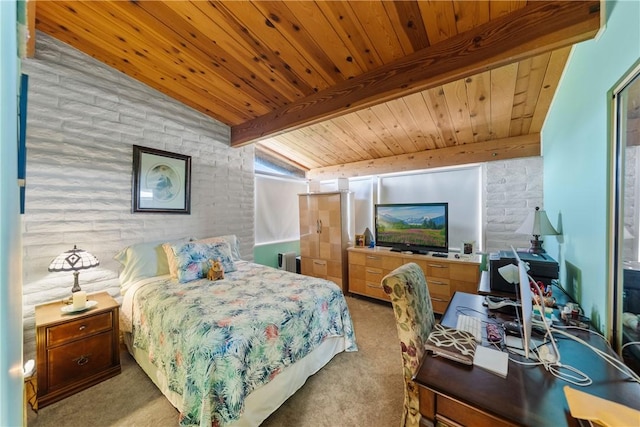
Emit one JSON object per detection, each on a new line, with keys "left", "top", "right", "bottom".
{"left": 307, "top": 134, "right": 541, "bottom": 180}
{"left": 231, "top": 1, "right": 600, "bottom": 146}
{"left": 26, "top": 0, "right": 36, "bottom": 57}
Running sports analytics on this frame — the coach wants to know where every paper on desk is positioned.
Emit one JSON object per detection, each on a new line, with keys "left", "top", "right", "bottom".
{"left": 473, "top": 346, "right": 508, "bottom": 378}
{"left": 564, "top": 386, "right": 640, "bottom": 426}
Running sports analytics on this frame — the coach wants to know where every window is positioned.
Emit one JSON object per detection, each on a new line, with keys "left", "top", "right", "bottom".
{"left": 316, "top": 165, "right": 483, "bottom": 252}
{"left": 254, "top": 174, "right": 307, "bottom": 245}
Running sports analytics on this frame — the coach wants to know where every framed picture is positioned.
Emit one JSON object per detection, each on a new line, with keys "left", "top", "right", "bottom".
{"left": 355, "top": 234, "right": 365, "bottom": 247}
{"left": 132, "top": 145, "right": 191, "bottom": 214}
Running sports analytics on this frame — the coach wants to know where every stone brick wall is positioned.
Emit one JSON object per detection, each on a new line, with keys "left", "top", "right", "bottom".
{"left": 21, "top": 33, "right": 254, "bottom": 360}
{"left": 484, "top": 156, "right": 545, "bottom": 252}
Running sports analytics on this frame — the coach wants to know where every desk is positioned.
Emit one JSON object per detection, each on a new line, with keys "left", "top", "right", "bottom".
{"left": 414, "top": 292, "right": 640, "bottom": 426}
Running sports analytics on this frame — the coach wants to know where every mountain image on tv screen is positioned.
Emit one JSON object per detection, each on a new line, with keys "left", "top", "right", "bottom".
{"left": 377, "top": 205, "right": 447, "bottom": 248}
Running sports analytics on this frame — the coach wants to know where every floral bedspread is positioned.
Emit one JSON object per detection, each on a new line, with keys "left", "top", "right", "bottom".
{"left": 129, "top": 261, "right": 357, "bottom": 426}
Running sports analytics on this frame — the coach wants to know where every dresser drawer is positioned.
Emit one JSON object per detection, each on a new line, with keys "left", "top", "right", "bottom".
{"left": 364, "top": 254, "right": 384, "bottom": 266}
{"left": 424, "top": 261, "right": 450, "bottom": 279}
{"left": 47, "top": 331, "right": 114, "bottom": 391}
{"left": 365, "top": 266, "right": 384, "bottom": 283}
{"left": 47, "top": 311, "right": 113, "bottom": 347}
{"left": 427, "top": 278, "right": 450, "bottom": 298}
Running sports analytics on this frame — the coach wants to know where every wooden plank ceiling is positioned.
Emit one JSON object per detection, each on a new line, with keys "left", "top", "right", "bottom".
{"left": 32, "top": 1, "right": 602, "bottom": 179}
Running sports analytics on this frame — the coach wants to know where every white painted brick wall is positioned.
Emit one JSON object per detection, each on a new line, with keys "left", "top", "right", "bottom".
{"left": 21, "top": 33, "right": 255, "bottom": 360}
{"left": 484, "top": 157, "right": 545, "bottom": 252}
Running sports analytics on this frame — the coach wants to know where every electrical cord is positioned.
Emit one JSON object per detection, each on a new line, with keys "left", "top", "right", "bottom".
{"left": 622, "top": 341, "right": 640, "bottom": 352}
{"left": 527, "top": 276, "right": 593, "bottom": 386}
{"left": 551, "top": 328, "right": 640, "bottom": 384}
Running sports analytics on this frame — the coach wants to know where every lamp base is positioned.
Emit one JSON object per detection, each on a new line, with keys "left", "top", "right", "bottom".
{"left": 70, "top": 271, "right": 82, "bottom": 293}
{"left": 527, "top": 237, "right": 546, "bottom": 254}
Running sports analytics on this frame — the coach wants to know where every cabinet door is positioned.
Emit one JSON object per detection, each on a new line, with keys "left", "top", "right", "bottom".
{"left": 317, "top": 193, "right": 343, "bottom": 263}
{"left": 299, "top": 195, "right": 319, "bottom": 259}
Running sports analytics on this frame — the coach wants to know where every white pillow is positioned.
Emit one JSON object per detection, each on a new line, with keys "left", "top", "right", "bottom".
{"left": 114, "top": 237, "right": 191, "bottom": 295}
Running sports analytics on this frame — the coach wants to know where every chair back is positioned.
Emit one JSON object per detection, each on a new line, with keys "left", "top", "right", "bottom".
{"left": 382, "top": 262, "right": 435, "bottom": 378}
{"left": 383, "top": 262, "right": 435, "bottom": 427}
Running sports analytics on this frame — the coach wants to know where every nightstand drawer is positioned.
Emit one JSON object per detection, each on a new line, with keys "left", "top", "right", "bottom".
{"left": 47, "top": 311, "right": 113, "bottom": 346}
{"left": 47, "top": 331, "right": 114, "bottom": 390}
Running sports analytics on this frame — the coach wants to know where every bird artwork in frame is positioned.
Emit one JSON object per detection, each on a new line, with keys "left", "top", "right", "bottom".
{"left": 132, "top": 145, "right": 191, "bottom": 214}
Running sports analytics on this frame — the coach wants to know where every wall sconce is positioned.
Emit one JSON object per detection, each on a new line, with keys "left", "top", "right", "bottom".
{"left": 515, "top": 207, "right": 559, "bottom": 254}
{"left": 48, "top": 245, "right": 100, "bottom": 293}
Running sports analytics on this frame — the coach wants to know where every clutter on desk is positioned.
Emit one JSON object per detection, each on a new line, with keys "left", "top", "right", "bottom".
{"left": 425, "top": 324, "right": 477, "bottom": 365}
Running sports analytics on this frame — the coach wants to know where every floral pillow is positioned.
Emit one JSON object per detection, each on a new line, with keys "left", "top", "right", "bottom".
{"left": 170, "top": 241, "right": 236, "bottom": 283}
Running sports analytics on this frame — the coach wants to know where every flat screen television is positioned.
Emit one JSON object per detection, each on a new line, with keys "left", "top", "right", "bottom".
{"left": 374, "top": 203, "right": 449, "bottom": 254}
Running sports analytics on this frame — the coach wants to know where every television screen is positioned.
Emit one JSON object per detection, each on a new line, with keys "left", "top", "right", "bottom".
{"left": 374, "top": 203, "right": 449, "bottom": 253}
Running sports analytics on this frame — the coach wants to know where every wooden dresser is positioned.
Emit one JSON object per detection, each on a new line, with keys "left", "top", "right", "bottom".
{"left": 35, "top": 291, "right": 121, "bottom": 408}
{"left": 347, "top": 247, "right": 481, "bottom": 313}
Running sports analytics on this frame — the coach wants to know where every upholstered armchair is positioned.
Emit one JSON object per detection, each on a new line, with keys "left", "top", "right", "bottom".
{"left": 382, "top": 263, "right": 435, "bottom": 427}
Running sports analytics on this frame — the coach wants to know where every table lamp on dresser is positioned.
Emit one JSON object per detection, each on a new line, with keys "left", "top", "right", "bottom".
{"left": 48, "top": 245, "right": 100, "bottom": 294}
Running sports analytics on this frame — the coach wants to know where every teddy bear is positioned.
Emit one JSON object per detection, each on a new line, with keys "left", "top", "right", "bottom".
{"left": 207, "top": 258, "right": 224, "bottom": 281}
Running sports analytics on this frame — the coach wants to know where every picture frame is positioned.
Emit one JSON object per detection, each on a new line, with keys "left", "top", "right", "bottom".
{"left": 132, "top": 145, "right": 191, "bottom": 214}
{"left": 355, "top": 234, "right": 365, "bottom": 247}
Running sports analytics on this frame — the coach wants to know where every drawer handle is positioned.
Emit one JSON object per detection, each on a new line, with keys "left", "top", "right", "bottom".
{"left": 365, "top": 269, "right": 381, "bottom": 275}
{"left": 79, "top": 325, "right": 86, "bottom": 331}
{"left": 431, "top": 297, "right": 448, "bottom": 302}
{"left": 73, "top": 354, "right": 91, "bottom": 366}
{"left": 428, "top": 264, "right": 447, "bottom": 268}
{"left": 430, "top": 280, "right": 447, "bottom": 285}
{"left": 313, "top": 260, "right": 326, "bottom": 266}
{"left": 366, "top": 256, "right": 380, "bottom": 260}
{"left": 366, "top": 283, "right": 383, "bottom": 289}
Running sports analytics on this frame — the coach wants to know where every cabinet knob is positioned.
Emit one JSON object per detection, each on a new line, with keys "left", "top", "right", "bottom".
{"left": 78, "top": 325, "right": 86, "bottom": 331}
{"left": 73, "top": 354, "right": 91, "bottom": 366}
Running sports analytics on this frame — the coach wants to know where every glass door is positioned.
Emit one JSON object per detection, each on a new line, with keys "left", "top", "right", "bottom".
{"left": 612, "top": 62, "right": 640, "bottom": 373}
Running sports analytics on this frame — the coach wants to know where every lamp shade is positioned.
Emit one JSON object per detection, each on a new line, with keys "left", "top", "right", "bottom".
{"left": 498, "top": 263, "right": 520, "bottom": 285}
{"left": 49, "top": 245, "right": 99, "bottom": 293}
{"left": 48, "top": 245, "right": 100, "bottom": 272}
{"left": 515, "top": 207, "right": 559, "bottom": 237}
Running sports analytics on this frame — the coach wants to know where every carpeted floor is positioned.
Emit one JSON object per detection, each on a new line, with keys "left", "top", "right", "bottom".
{"left": 27, "top": 295, "right": 403, "bottom": 427}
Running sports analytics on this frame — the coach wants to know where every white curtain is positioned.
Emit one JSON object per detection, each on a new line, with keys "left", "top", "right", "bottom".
{"left": 379, "top": 166, "right": 482, "bottom": 252}
{"left": 254, "top": 174, "right": 307, "bottom": 244}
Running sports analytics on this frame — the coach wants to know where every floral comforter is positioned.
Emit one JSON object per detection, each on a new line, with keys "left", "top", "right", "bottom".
{"left": 127, "top": 261, "right": 357, "bottom": 426}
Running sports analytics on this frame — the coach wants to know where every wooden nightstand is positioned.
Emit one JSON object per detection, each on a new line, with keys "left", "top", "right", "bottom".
{"left": 35, "top": 291, "right": 121, "bottom": 408}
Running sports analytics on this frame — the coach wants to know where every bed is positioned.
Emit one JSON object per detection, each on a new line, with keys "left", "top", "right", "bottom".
{"left": 115, "top": 235, "right": 357, "bottom": 427}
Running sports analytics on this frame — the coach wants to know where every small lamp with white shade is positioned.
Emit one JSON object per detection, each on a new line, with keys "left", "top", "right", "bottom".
{"left": 516, "top": 207, "right": 559, "bottom": 254}
{"left": 48, "top": 245, "right": 99, "bottom": 309}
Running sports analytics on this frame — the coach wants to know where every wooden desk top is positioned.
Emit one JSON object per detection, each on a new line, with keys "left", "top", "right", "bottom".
{"left": 414, "top": 292, "right": 640, "bottom": 427}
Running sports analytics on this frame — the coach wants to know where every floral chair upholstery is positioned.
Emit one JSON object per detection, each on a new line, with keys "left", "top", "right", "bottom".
{"left": 382, "top": 262, "right": 436, "bottom": 427}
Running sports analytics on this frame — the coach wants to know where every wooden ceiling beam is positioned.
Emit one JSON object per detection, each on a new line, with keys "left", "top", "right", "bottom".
{"left": 26, "top": 0, "right": 36, "bottom": 57}
{"left": 231, "top": 1, "right": 601, "bottom": 146}
{"left": 307, "top": 134, "right": 541, "bottom": 180}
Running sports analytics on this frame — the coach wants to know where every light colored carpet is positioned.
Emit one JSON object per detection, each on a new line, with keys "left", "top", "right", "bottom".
{"left": 27, "top": 296, "right": 403, "bottom": 427}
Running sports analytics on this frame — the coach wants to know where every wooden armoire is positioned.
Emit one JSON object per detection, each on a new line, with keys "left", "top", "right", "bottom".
{"left": 299, "top": 191, "right": 354, "bottom": 293}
